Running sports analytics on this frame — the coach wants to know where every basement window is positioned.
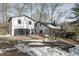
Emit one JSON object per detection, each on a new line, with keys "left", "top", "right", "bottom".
{"left": 18, "top": 20, "right": 21, "bottom": 24}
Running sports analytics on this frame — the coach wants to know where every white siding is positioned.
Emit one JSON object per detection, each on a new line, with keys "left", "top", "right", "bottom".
{"left": 35, "top": 23, "right": 49, "bottom": 34}
{"left": 12, "top": 16, "right": 35, "bottom": 29}
{"left": 9, "top": 16, "right": 35, "bottom": 35}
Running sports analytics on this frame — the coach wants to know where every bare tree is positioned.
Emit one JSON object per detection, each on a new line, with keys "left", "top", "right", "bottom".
{"left": 38, "top": 3, "right": 48, "bottom": 21}
{"left": 56, "top": 11, "right": 68, "bottom": 24}
{"left": 1, "top": 3, "right": 8, "bottom": 25}
{"left": 48, "top": 3, "right": 63, "bottom": 22}
{"left": 33, "top": 3, "right": 49, "bottom": 21}
{"left": 23, "top": 3, "right": 33, "bottom": 17}
{"left": 0, "top": 3, "right": 69, "bottom": 25}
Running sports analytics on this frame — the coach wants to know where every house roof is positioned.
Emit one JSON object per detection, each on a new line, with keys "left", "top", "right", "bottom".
{"left": 47, "top": 24, "right": 61, "bottom": 29}
{"left": 8, "top": 15, "right": 36, "bottom": 22}
{"left": 35, "top": 21, "right": 61, "bottom": 30}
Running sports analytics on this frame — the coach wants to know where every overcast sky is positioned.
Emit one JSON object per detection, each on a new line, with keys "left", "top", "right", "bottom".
{"left": 62, "top": 3, "right": 74, "bottom": 11}
{"left": 56, "top": 3, "right": 76, "bottom": 24}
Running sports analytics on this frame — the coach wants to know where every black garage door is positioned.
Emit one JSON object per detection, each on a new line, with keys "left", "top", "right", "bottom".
{"left": 14, "top": 29, "right": 30, "bottom": 36}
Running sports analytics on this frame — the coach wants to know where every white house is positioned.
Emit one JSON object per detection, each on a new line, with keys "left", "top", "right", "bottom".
{"left": 8, "top": 15, "right": 62, "bottom": 36}
{"left": 35, "top": 21, "right": 61, "bottom": 35}
{"left": 8, "top": 15, "right": 36, "bottom": 36}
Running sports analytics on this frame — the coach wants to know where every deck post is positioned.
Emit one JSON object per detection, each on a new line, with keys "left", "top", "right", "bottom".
{"left": 30, "top": 29, "right": 32, "bottom": 34}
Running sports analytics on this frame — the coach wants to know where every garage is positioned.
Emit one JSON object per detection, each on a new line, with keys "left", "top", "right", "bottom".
{"left": 14, "top": 29, "right": 30, "bottom": 36}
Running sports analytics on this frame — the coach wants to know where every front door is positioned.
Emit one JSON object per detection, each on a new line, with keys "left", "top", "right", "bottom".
{"left": 39, "top": 30, "right": 43, "bottom": 34}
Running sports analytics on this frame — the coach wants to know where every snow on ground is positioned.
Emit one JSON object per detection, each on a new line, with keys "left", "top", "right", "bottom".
{"left": 28, "top": 42, "right": 46, "bottom": 45}
{"left": 15, "top": 43, "right": 79, "bottom": 56}
{"left": 69, "top": 45, "right": 79, "bottom": 56}
{"left": 47, "top": 24, "right": 61, "bottom": 29}
{"left": 22, "top": 39, "right": 47, "bottom": 42}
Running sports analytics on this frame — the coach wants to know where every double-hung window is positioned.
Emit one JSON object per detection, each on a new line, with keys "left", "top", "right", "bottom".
{"left": 18, "top": 20, "right": 21, "bottom": 24}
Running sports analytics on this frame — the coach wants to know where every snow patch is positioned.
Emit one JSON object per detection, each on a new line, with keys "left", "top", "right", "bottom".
{"left": 69, "top": 45, "right": 79, "bottom": 56}
{"left": 15, "top": 43, "right": 77, "bottom": 56}
{"left": 47, "top": 24, "right": 61, "bottom": 29}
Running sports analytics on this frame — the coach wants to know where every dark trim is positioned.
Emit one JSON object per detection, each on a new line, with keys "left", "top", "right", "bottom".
{"left": 8, "top": 17, "right": 12, "bottom": 22}
{"left": 8, "top": 15, "right": 36, "bottom": 22}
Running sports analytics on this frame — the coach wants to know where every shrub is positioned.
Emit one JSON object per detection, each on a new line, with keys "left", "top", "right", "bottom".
{"left": 64, "top": 32, "right": 76, "bottom": 39}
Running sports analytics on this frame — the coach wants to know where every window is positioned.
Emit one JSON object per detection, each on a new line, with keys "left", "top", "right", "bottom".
{"left": 36, "top": 24, "right": 37, "bottom": 26}
{"left": 29, "top": 21, "right": 32, "bottom": 25}
{"left": 40, "top": 23, "right": 41, "bottom": 26}
{"left": 18, "top": 20, "right": 21, "bottom": 24}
